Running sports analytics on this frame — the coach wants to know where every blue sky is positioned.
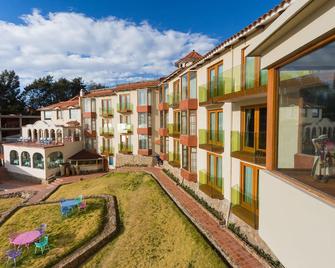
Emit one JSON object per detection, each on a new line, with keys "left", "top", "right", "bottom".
{"left": 0, "top": 0, "right": 281, "bottom": 86}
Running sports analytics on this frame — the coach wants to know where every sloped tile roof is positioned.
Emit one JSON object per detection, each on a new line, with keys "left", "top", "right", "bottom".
{"left": 38, "top": 96, "right": 80, "bottom": 111}
{"left": 68, "top": 149, "right": 103, "bottom": 160}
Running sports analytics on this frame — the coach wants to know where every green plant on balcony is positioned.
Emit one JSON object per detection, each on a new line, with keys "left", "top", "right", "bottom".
{"left": 99, "top": 127, "right": 114, "bottom": 137}
{"left": 117, "top": 103, "right": 133, "bottom": 113}
{"left": 118, "top": 143, "right": 133, "bottom": 154}
{"left": 99, "top": 107, "right": 114, "bottom": 117}
{"left": 100, "top": 146, "right": 114, "bottom": 155}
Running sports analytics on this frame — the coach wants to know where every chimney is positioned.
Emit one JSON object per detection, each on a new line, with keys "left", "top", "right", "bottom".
{"left": 80, "top": 89, "right": 85, "bottom": 97}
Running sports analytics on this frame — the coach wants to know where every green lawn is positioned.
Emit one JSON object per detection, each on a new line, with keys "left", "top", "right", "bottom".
{"left": 0, "top": 197, "right": 23, "bottom": 215}
{"left": 48, "top": 172, "right": 227, "bottom": 268}
{"left": 0, "top": 199, "right": 105, "bottom": 268}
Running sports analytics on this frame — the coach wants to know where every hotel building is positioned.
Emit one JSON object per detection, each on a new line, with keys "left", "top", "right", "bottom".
{"left": 2, "top": 0, "right": 335, "bottom": 267}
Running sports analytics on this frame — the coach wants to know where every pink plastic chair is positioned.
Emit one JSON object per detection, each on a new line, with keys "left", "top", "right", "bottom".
{"left": 79, "top": 201, "right": 87, "bottom": 211}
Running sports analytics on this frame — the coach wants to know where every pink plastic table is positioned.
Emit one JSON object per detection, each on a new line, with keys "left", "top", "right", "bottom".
{"left": 12, "top": 230, "right": 41, "bottom": 246}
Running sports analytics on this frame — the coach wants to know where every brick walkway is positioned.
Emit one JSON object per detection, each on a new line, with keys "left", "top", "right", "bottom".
{"left": 117, "top": 167, "right": 265, "bottom": 268}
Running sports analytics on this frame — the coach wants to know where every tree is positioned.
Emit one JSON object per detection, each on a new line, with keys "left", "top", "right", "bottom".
{"left": 21, "top": 76, "right": 86, "bottom": 110}
{"left": 0, "top": 70, "right": 24, "bottom": 114}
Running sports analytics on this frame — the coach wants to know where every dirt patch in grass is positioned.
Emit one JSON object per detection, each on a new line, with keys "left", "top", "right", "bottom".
{"left": 0, "top": 199, "right": 105, "bottom": 268}
{"left": 0, "top": 197, "right": 23, "bottom": 215}
{"left": 49, "top": 172, "right": 227, "bottom": 268}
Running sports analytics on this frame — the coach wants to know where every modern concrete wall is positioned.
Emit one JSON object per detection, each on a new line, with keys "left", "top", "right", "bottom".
{"left": 259, "top": 170, "right": 335, "bottom": 268}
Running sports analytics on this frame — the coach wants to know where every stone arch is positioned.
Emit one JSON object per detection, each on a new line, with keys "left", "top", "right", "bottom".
{"left": 21, "top": 151, "right": 31, "bottom": 167}
{"left": 10, "top": 150, "right": 19, "bottom": 165}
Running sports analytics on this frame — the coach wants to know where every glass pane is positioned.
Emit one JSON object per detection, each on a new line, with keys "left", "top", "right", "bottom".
{"left": 218, "top": 112, "right": 224, "bottom": 144}
{"left": 190, "top": 72, "right": 197, "bottom": 99}
{"left": 245, "top": 109, "right": 255, "bottom": 148}
{"left": 258, "top": 108, "right": 267, "bottom": 150}
{"left": 210, "top": 69, "right": 215, "bottom": 98}
{"left": 181, "top": 74, "right": 188, "bottom": 100}
{"left": 218, "top": 65, "right": 224, "bottom": 96}
{"left": 217, "top": 157, "right": 222, "bottom": 188}
{"left": 277, "top": 40, "right": 335, "bottom": 183}
{"left": 245, "top": 57, "right": 255, "bottom": 89}
{"left": 210, "top": 112, "right": 216, "bottom": 141}
{"left": 209, "top": 155, "right": 215, "bottom": 184}
{"left": 243, "top": 166, "right": 253, "bottom": 205}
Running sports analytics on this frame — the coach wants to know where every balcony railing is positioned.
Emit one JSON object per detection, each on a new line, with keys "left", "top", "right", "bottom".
{"left": 198, "top": 64, "right": 268, "bottom": 104}
{"left": 118, "top": 123, "right": 133, "bottom": 134}
{"left": 118, "top": 144, "right": 133, "bottom": 154}
{"left": 117, "top": 103, "right": 133, "bottom": 113}
{"left": 100, "top": 146, "right": 114, "bottom": 155}
{"left": 199, "top": 129, "right": 224, "bottom": 153}
{"left": 168, "top": 152, "right": 180, "bottom": 168}
{"left": 231, "top": 185, "right": 259, "bottom": 229}
{"left": 99, "top": 127, "right": 114, "bottom": 137}
{"left": 99, "top": 107, "right": 114, "bottom": 117}
{"left": 231, "top": 131, "right": 266, "bottom": 165}
{"left": 199, "top": 170, "right": 224, "bottom": 199}
{"left": 168, "top": 92, "right": 180, "bottom": 108}
{"left": 168, "top": 123, "right": 180, "bottom": 138}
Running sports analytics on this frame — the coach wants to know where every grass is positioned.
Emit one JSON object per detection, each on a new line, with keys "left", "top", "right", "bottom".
{"left": 48, "top": 172, "right": 227, "bottom": 268}
{"left": 0, "top": 199, "right": 105, "bottom": 268}
{"left": 0, "top": 197, "right": 23, "bottom": 215}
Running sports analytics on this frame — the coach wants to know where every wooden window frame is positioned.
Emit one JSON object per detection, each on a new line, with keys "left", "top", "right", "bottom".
{"left": 181, "top": 71, "right": 197, "bottom": 100}
{"left": 241, "top": 47, "right": 261, "bottom": 90}
{"left": 173, "top": 110, "right": 181, "bottom": 133}
{"left": 173, "top": 80, "right": 180, "bottom": 104}
{"left": 241, "top": 104, "right": 267, "bottom": 153}
{"left": 207, "top": 152, "right": 223, "bottom": 190}
{"left": 207, "top": 109, "right": 223, "bottom": 146}
{"left": 240, "top": 162, "right": 260, "bottom": 212}
{"left": 207, "top": 61, "right": 223, "bottom": 98}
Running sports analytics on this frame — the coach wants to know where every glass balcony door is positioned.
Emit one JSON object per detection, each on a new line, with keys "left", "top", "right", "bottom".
{"left": 240, "top": 163, "right": 259, "bottom": 212}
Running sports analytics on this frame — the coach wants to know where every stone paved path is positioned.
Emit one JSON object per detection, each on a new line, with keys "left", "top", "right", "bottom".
{"left": 0, "top": 166, "right": 265, "bottom": 267}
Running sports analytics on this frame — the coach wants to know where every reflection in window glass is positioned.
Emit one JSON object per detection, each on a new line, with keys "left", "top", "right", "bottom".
{"left": 277, "top": 41, "right": 335, "bottom": 182}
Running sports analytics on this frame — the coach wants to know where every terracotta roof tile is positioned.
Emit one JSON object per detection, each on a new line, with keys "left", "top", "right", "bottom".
{"left": 84, "top": 79, "right": 160, "bottom": 97}
{"left": 38, "top": 96, "right": 80, "bottom": 111}
{"left": 68, "top": 149, "right": 102, "bottom": 160}
{"left": 175, "top": 50, "right": 203, "bottom": 66}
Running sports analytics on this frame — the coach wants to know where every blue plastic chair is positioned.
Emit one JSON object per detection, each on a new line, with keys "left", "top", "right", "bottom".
{"left": 6, "top": 249, "right": 21, "bottom": 267}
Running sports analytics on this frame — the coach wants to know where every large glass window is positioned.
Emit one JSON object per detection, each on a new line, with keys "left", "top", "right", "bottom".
{"left": 277, "top": 41, "right": 335, "bottom": 188}
{"left": 138, "top": 89, "right": 148, "bottom": 106}
{"left": 21, "top": 151, "right": 31, "bottom": 167}
{"left": 10, "top": 150, "right": 19, "bottom": 165}
{"left": 139, "top": 135, "right": 151, "bottom": 150}
{"left": 182, "top": 146, "right": 197, "bottom": 173}
{"left": 47, "top": 152, "right": 63, "bottom": 168}
{"left": 181, "top": 111, "right": 187, "bottom": 135}
{"left": 181, "top": 74, "right": 188, "bottom": 100}
{"left": 33, "top": 153, "right": 44, "bottom": 169}
{"left": 44, "top": 111, "right": 52, "bottom": 120}
{"left": 208, "top": 153, "right": 223, "bottom": 190}
{"left": 208, "top": 62, "right": 224, "bottom": 98}
{"left": 181, "top": 72, "right": 197, "bottom": 100}
{"left": 69, "top": 109, "right": 80, "bottom": 119}
{"left": 208, "top": 110, "right": 224, "bottom": 145}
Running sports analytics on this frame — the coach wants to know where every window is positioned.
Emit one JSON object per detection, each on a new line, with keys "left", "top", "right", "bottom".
{"left": 240, "top": 163, "right": 259, "bottom": 211}
{"left": 182, "top": 146, "right": 197, "bottom": 173}
{"left": 242, "top": 106, "right": 267, "bottom": 152}
{"left": 69, "top": 109, "right": 79, "bottom": 119}
{"left": 173, "top": 80, "right": 180, "bottom": 104}
{"left": 33, "top": 153, "right": 44, "bottom": 169}
{"left": 160, "top": 84, "right": 168, "bottom": 103}
{"left": 138, "top": 113, "right": 151, "bottom": 128}
{"left": 21, "top": 151, "right": 31, "bottom": 167}
{"left": 139, "top": 135, "right": 151, "bottom": 149}
{"left": 190, "top": 111, "right": 197, "bottom": 135}
{"left": 85, "top": 138, "right": 97, "bottom": 151}
{"left": 181, "top": 111, "right": 187, "bottom": 135}
{"left": 56, "top": 110, "right": 63, "bottom": 120}
{"left": 119, "top": 94, "right": 130, "bottom": 110}
{"left": 277, "top": 40, "right": 335, "bottom": 182}
{"left": 138, "top": 89, "right": 148, "bottom": 106}
{"left": 208, "top": 110, "right": 224, "bottom": 145}
{"left": 160, "top": 111, "right": 167, "bottom": 128}
{"left": 241, "top": 47, "right": 267, "bottom": 90}
{"left": 83, "top": 98, "right": 91, "bottom": 112}
{"left": 173, "top": 111, "right": 181, "bottom": 133}
{"left": 44, "top": 111, "right": 52, "bottom": 120}
{"left": 208, "top": 62, "right": 224, "bottom": 98}
{"left": 181, "top": 72, "right": 197, "bottom": 100}
{"left": 208, "top": 153, "right": 223, "bottom": 190}
{"left": 10, "top": 150, "right": 19, "bottom": 165}
{"left": 160, "top": 137, "right": 168, "bottom": 153}
{"left": 120, "top": 115, "right": 130, "bottom": 124}
{"left": 47, "top": 152, "right": 63, "bottom": 168}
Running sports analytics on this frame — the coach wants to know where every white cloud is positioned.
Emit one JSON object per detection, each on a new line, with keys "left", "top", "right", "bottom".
{"left": 0, "top": 9, "right": 217, "bottom": 86}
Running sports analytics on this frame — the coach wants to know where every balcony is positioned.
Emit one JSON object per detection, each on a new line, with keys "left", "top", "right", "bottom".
{"left": 99, "top": 127, "right": 114, "bottom": 137}
{"left": 118, "top": 123, "right": 133, "bottom": 134}
{"left": 199, "top": 170, "right": 224, "bottom": 200}
{"left": 137, "top": 126, "right": 152, "bottom": 135}
{"left": 198, "top": 64, "right": 268, "bottom": 104}
{"left": 179, "top": 98, "right": 198, "bottom": 110}
{"left": 99, "top": 107, "right": 114, "bottom": 117}
{"left": 198, "top": 129, "right": 224, "bottom": 153}
{"left": 168, "top": 123, "right": 180, "bottom": 138}
{"left": 231, "top": 185, "right": 259, "bottom": 229}
{"left": 168, "top": 93, "right": 180, "bottom": 109}
{"left": 158, "top": 102, "right": 169, "bottom": 111}
{"left": 180, "top": 168, "right": 197, "bottom": 182}
{"left": 118, "top": 144, "right": 133, "bottom": 154}
{"left": 117, "top": 103, "right": 133, "bottom": 113}
{"left": 168, "top": 152, "right": 180, "bottom": 168}
{"left": 231, "top": 131, "right": 266, "bottom": 165}
{"left": 159, "top": 128, "right": 168, "bottom": 137}
{"left": 180, "top": 134, "right": 197, "bottom": 147}
{"left": 100, "top": 146, "right": 114, "bottom": 156}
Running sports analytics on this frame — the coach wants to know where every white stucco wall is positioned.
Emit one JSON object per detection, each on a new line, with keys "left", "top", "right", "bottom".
{"left": 259, "top": 170, "right": 335, "bottom": 268}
